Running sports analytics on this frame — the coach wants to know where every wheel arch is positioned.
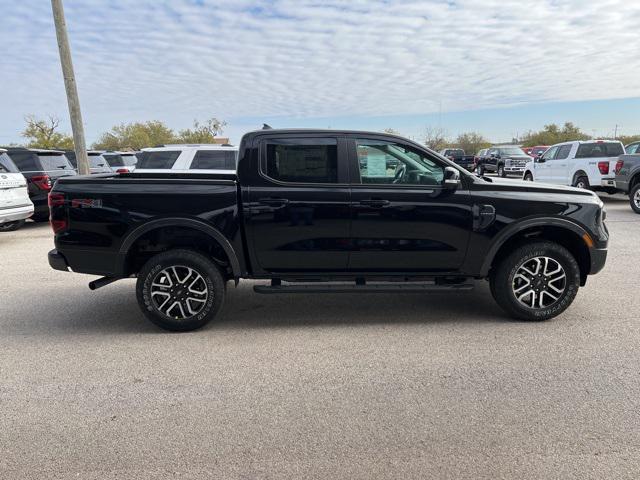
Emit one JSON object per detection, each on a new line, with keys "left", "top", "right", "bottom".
{"left": 572, "top": 170, "right": 588, "bottom": 185}
{"left": 116, "top": 217, "right": 241, "bottom": 279}
{"left": 480, "top": 218, "right": 593, "bottom": 284}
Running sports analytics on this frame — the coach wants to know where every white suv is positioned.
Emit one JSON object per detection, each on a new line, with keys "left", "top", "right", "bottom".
{"left": 0, "top": 149, "right": 34, "bottom": 231}
{"left": 134, "top": 144, "right": 238, "bottom": 173}
{"left": 522, "top": 140, "right": 624, "bottom": 192}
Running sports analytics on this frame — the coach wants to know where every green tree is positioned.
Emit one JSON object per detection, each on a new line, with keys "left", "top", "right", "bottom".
{"left": 92, "top": 120, "right": 176, "bottom": 150}
{"left": 520, "top": 122, "right": 590, "bottom": 147}
{"left": 616, "top": 134, "right": 640, "bottom": 147}
{"left": 453, "top": 132, "right": 491, "bottom": 154}
{"left": 22, "top": 115, "right": 74, "bottom": 149}
{"left": 177, "top": 118, "right": 227, "bottom": 144}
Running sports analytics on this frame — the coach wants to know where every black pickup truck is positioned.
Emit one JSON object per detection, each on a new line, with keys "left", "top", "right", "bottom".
{"left": 438, "top": 148, "right": 476, "bottom": 171}
{"left": 48, "top": 129, "right": 608, "bottom": 331}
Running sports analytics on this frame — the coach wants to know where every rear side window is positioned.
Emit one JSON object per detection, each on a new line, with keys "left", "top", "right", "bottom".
{"left": 0, "top": 153, "right": 19, "bottom": 173}
{"left": 264, "top": 139, "right": 338, "bottom": 183}
{"left": 190, "top": 150, "right": 237, "bottom": 170}
{"left": 8, "top": 152, "right": 40, "bottom": 171}
{"left": 575, "top": 142, "right": 624, "bottom": 158}
{"left": 136, "top": 151, "right": 181, "bottom": 169}
{"left": 555, "top": 145, "right": 572, "bottom": 160}
{"left": 37, "top": 153, "right": 73, "bottom": 171}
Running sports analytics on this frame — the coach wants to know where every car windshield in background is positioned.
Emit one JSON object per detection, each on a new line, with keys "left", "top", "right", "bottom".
{"left": 0, "top": 153, "right": 19, "bottom": 173}
{"left": 576, "top": 142, "right": 624, "bottom": 158}
{"left": 103, "top": 154, "right": 125, "bottom": 167}
{"left": 121, "top": 154, "right": 138, "bottom": 166}
{"left": 499, "top": 147, "right": 526, "bottom": 155}
{"left": 136, "top": 151, "right": 181, "bottom": 169}
{"left": 37, "top": 152, "right": 72, "bottom": 170}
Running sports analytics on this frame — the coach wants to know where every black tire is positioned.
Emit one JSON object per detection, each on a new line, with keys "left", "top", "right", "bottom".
{"left": 490, "top": 241, "right": 580, "bottom": 321}
{"left": 523, "top": 172, "right": 533, "bottom": 182}
{"left": 574, "top": 175, "right": 590, "bottom": 190}
{"left": 31, "top": 213, "right": 50, "bottom": 223}
{"left": 630, "top": 183, "right": 640, "bottom": 214}
{"left": 136, "top": 249, "right": 226, "bottom": 331}
{"left": 498, "top": 164, "right": 506, "bottom": 177}
{"left": 477, "top": 164, "right": 485, "bottom": 176}
{"left": 0, "top": 220, "right": 25, "bottom": 232}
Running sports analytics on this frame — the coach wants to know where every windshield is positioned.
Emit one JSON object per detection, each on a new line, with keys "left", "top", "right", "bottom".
{"left": 0, "top": 153, "right": 19, "bottom": 173}
{"left": 136, "top": 150, "right": 181, "bottom": 169}
{"left": 499, "top": 147, "right": 526, "bottom": 156}
{"left": 37, "top": 153, "right": 73, "bottom": 171}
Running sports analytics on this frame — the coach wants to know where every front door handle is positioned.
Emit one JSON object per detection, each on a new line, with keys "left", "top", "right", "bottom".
{"left": 359, "top": 199, "right": 390, "bottom": 208}
{"left": 258, "top": 197, "right": 289, "bottom": 207}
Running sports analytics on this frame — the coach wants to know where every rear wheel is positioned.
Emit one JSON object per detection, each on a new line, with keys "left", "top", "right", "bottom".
{"left": 630, "top": 183, "right": 640, "bottom": 214}
{"left": 0, "top": 220, "right": 25, "bottom": 232}
{"left": 477, "top": 164, "right": 485, "bottom": 176}
{"left": 136, "top": 249, "right": 226, "bottom": 331}
{"left": 574, "top": 175, "right": 590, "bottom": 190}
{"left": 490, "top": 241, "right": 580, "bottom": 321}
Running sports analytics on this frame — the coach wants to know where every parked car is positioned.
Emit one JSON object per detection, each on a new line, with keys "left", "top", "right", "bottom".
{"left": 522, "top": 145, "right": 550, "bottom": 158}
{"left": 523, "top": 140, "right": 623, "bottom": 193}
{"left": 614, "top": 141, "right": 640, "bottom": 213}
{"left": 438, "top": 148, "right": 476, "bottom": 171}
{"left": 48, "top": 129, "right": 608, "bottom": 331}
{"left": 135, "top": 144, "right": 238, "bottom": 173}
{"left": 64, "top": 150, "right": 113, "bottom": 174}
{"left": 0, "top": 148, "right": 34, "bottom": 231}
{"left": 102, "top": 151, "right": 138, "bottom": 173}
{"left": 6, "top": 148, "right": 76, "bottom": 221}
{"left": 476, "top": 146, "right": 531, "bottom": 177}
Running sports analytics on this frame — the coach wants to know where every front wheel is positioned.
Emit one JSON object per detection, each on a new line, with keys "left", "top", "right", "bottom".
{"left": 490, "top": 241, "right": 580, "bottom": 321}
{"left": 523, "top": 172, "right": 533, "bottom": 182}
{"left": 136, "top": 249, "right": 226, "bottom": 331}
{"left": 498, "top": 164, "right": 506, "bottom": 177}
{"left": 0, "top": 220, "right": 25, "bottom": 232}
{"left": 630, "top": 183, "right": 640, "bottom": 214}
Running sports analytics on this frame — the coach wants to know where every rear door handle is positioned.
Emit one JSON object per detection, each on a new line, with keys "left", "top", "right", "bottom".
{"left": 258, "top": 197, "right": 289, "bottom": 207}
{"left": 359, "top": 199, "right": 390, "bottom": 208}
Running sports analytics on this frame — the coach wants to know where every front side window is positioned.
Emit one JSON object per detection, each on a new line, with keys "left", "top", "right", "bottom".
{"left": 191, "top": 150, "right": 237, "bottom": 170}
{"left": 541, "top": 146, "right": 558, "bottom": 161}
{"left": 555, "top": 145, "right": 572, "bottom": 160}
{"left": 265, "top": 139, "right": 338, "bottom": 183}
{"left": 136, "top": 151, "right": 181, "bottom": 169}
{"left": 356, "top": 139, "right": 444, "bottom": 186}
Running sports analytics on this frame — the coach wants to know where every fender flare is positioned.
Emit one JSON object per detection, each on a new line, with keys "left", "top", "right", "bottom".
{"left": 572, "top": 170, "right": 588, "bottom": 185}
{"left": 117, "top": 217, "right": 241, "bottom": 278}
{"left": 479, "top": 217, "right": 590, "bottom": 277}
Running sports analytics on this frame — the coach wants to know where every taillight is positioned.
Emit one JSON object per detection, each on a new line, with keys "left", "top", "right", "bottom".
{"left": 50, "top": 219, "right": 68, "bottom": 233}
{"left": 116, "top": 168, "right": 129, "bottom": 174}
{"left": 598, "top": 161, "right": 609, "bottom": 175}
{"left": 48, "top": 193, "right": 65, "bottom": 207}
{"left": 615, "top": 160, "right": 624, "bottom": 175}
{"left": 32, "top": 175, "right": 52, "bottom": 191}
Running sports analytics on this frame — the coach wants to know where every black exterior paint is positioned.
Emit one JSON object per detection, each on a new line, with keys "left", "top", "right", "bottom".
{"left": 49, "top": 129, "right": 608, "bottom": 281}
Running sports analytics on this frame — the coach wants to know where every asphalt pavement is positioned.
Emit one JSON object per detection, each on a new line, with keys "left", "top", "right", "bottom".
{"left": 0, "top": 193, "right": 638, "bottom": 479}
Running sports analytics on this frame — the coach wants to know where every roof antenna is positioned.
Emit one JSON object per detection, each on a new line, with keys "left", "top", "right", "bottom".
{"left": 262, "top": 123, "right": 272, "bottom": 130}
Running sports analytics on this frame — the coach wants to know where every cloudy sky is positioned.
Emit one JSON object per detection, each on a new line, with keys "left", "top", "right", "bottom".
{"left": 2, "top": 0, "right": 640, "bottom": 145}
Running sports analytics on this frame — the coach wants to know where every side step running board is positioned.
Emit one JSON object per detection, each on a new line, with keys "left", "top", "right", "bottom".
{"left": 253, "top": 281, "right": 474, "bottom": 294}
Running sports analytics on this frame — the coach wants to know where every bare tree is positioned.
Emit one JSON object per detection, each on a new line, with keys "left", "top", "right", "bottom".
{"left": 422, "top": 126, "right": 449, "bottom": 151}
{"left": 22, "top": 115, "right": 74, "bottom": 149}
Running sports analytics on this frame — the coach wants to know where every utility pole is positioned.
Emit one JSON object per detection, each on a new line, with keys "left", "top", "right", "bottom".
{"left": 614, "top": 124, "right": 619, "bottom": 139}
{"left": 51, "top": 0, "right": 90, "bottom": 175}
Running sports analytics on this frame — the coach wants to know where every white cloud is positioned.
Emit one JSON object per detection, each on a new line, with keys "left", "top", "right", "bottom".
{"left": 1, "top": 0, "right": 639, "bottom": 142}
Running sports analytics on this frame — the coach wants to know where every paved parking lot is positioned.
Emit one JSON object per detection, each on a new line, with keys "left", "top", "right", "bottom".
{"left": 1, "top": 193, "right": 639, "bottom": 479}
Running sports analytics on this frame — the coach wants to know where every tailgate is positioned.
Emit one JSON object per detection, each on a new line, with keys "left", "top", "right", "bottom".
{"left": 0, "top": 174, "right": 30, "bottom": 208}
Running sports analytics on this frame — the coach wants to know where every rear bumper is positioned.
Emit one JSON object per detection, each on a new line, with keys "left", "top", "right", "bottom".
{"left": 48, "top": 249, "right": 70, "bottom": 272}
{"left": 600, "top": 178, "right": 616, "bottom": 188}
{"left": 0, "top": 204, "right": 34, "bottom": 224}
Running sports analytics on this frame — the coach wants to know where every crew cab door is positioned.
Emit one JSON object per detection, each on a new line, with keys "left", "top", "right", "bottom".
{"left": 245, "top": 135, "right": 351, "bottom": 274}
{"left": 347, "top": 136, "right": 471, "bottom": 272}
{"left": 535, "top": 146, "right": 557, "bottom": 183}
{"left": 550, "top": 144, "right": 572, "bottom": 184}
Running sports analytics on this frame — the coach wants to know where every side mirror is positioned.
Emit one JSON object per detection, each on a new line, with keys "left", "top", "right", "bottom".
{"left": 536, "top": 155, "right": 545, "bottom": 163}
{"left": 443, "top": 166, "right": 460, "bottom": 189}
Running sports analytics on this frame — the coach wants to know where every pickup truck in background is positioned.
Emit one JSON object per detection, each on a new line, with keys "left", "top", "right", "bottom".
{"left": 48, "top": 129, "right": 608, "bottom": 331}
{"left": 614, "top": 141, "right": 640, "bottom": 213}
{"left": 438, "top": 148, "right": 476, "bottom": 171}
{"left": 476, "top": 146, "right": 531, "bottom": 177}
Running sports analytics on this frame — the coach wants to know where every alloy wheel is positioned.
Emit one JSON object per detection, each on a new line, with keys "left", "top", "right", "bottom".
{"left": 634, "top": 189, "right": 640, "bottom": 209}
{"left": 150, "top": 265, "right": 209, "bottom": 319}
{"left": 512, "top": 256, "right": 566, "bottom": 309}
